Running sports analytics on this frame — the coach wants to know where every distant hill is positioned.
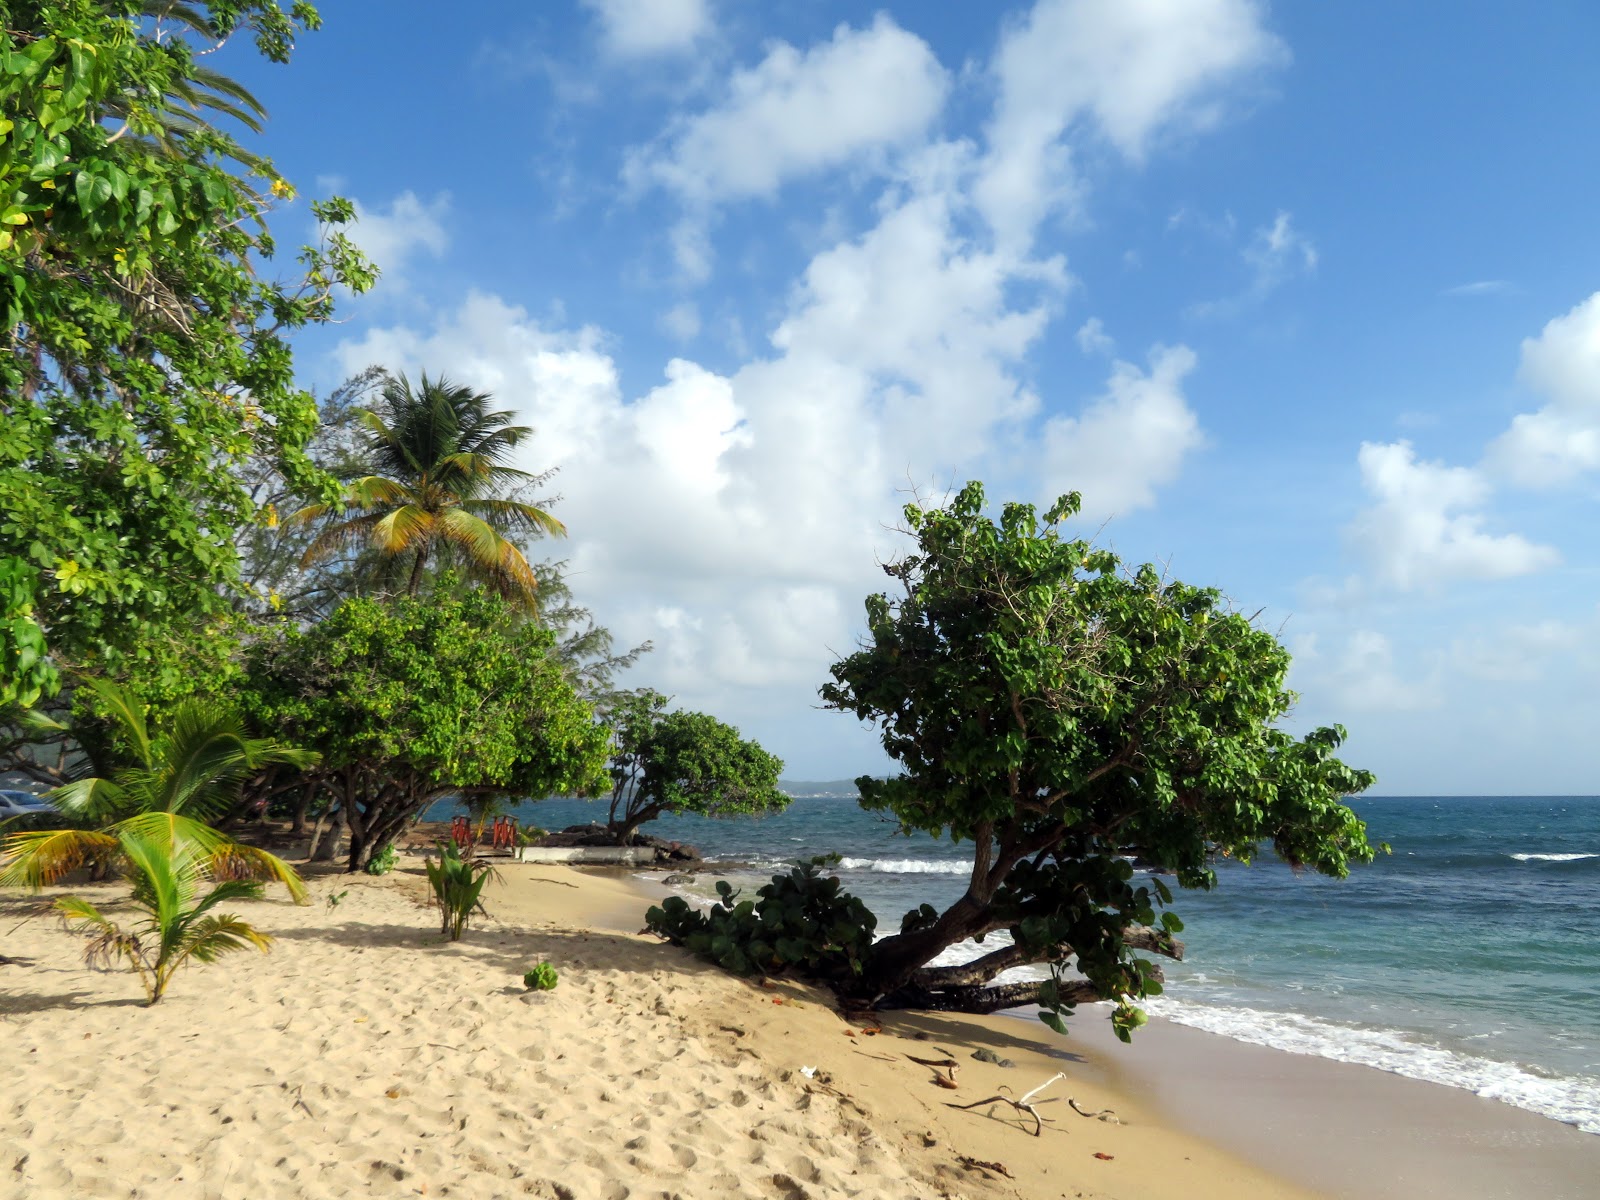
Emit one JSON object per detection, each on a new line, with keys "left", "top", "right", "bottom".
{"left": 778, "top": 779, "right": 874, "bottom": 799}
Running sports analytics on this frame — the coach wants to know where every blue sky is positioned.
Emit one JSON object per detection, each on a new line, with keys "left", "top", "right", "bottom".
{"left": 230, "top": 1, "right": 1600, "bottom": 792}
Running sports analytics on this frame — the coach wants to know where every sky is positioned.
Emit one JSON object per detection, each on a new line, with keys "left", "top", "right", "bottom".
{"left": 225, "top": 1, "right": 1600, "bottom": 793}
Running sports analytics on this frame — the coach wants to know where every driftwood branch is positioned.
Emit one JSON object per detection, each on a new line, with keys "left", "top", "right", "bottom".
{"left": 946, "top": 1071, "right": 1066, "bottom": 1137}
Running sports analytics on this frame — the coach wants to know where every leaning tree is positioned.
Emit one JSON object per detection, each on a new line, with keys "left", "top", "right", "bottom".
{"left": 651, "top": 482, "right": 1376, "bottom": 1041}
{"left": 603, "top": 689, "right": 786, "bottom": 845}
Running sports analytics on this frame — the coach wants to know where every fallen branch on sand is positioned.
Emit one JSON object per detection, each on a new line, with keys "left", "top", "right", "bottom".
{"left": 947, "top": 1072, "right": 1121, "bottom": 1136}
{"left": 945, "top": 1071, "right": 1066, "bottom": 1136}
{"left": 957, "top": 1155, "right": 1014, "bottom": 1179}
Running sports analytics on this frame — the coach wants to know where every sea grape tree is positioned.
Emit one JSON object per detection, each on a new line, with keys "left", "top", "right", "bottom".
{"left": 0, "top": 0, "right": 373, "bottom": 706}
{"left": 243, "top": 581, "right": 610, "bottom": 871}
{"left": 818, "top": 483, "right": 1376, "bottom": 1038}
{"left": 605, "top": 690, "right": 786, "bottom": 845}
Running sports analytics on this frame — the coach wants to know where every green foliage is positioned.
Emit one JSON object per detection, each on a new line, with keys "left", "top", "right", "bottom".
{"left": 523, "top": 962, "right": 558, "bottom": 991}
{"left": 363, "top": 842, "right": 398, "bottom": 876}
{"left": 55, "top": 822, "right": 275, "bottom": 1005}
{"left": 819, "top": 481, "right": 1376, "bottom": 1037}
{"left": 425, "top": 842, "right": 494, "bottom": 941}
{"left": 0, "top": 0, "right": 374, "bottom": 702}
{"left": 605, "top": 689, "right": 786, "bottom": 843}
{"left": 243, "top": 579, "right": 610, "bottom": 871}
{"left": 645, "top": 857, "right": 878, "bottom": 982}
{"left": 1, "top": 678, "right": 309, "bottom": 901}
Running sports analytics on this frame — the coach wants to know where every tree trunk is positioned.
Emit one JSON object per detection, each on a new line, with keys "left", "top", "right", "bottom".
{"left": 880, "top": 978, "right": 1103, "bottom": 1014}
{"left": 290, "top": 783, "right": 313, "bottom": 837}
{"left": 308, "top": 803, "right": 343, "bottom": 862}
{"left": 610, "top": 801, "right": 660, "bottom": 846}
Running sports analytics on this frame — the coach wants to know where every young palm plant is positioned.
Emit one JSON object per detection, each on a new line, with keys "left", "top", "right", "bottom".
{"left": 56, "top": 827, "right": 275, "bottom": 1005}
{"left": 425, "top": 842, "right": 496, "bottom": 941}
{"left": 0, "top": 678, "right": 312, "bottom": 903}
{"left": 292, "top": 373, "right": 565, "bottom": 607}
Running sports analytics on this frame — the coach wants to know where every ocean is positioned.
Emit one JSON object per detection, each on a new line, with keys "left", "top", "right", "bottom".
{"left": 441, "top": 792, "right": 1600, "bottom": 1135}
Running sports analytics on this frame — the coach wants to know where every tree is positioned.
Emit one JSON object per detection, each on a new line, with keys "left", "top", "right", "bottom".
{"left": 0, "top": 678, "right": 310, "bottom": 900}
{"left": 293, "top": 373, "right": 564, "bottom": 606}
{"left": 605, "top": 690, "right": 787, "bottom": 845}
{"left": 55, "top": 828, "right": 275, "bottom": 1005}
{"left": 243, "top": 581, "right": 610, "bottom": 871}
{"left": 235, "top": 366, "right": 389, "bottom": 623}
{"left": 815, "top": 483, "right": 1376, "bottom": 1039}
{"left": 0, "top": 0, "right": 374, "bottom": 707}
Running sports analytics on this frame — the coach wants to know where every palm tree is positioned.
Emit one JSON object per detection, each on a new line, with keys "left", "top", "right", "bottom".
{"left": 293, "top": 373, "right": 565, "bottom": 606}
{"left": 56, "top": 828, "right": 275, "bottom": 1005}
{"left": 0, "top": 679, "right": 311, "bottom": 902}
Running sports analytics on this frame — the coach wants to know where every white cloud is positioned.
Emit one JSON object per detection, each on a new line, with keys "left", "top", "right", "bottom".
{"left": 1442, "top": 279, "right": 1514, "bottom": 298}
{"left": 977, "top": 0, "right": 1286, "bottom": 247}
{"left": 1486, "top": 292, "right": 1600, "bottom": 486}
{"left": 1346, "top": 441, "right": 1559, "bottom": 590}
{"left": 1188, "top": 209, "right": 1316, "bottom": 317}
{"left": 1075, "top": 316, "right": 1114, "bottom": 355}
{"left": 626, "top": 16, "right": 948, "bottom": 207}
{"left": 661, "top": 301, "right": 701, "bottom": 340}
{"left": 584, "top": 0, "right": 711, "bottom": 58}
{"left": 1040, "top": 345, "right": 1203, "bottom": 519}
{"left": 1291, "top": 630, "right": 1437, "bottom": 713}
{"left": 1450, "top": 620, "right": 1582, "bottom": 683}
{"left": 344, "top": 191, "right": 450, "bottom": 291}
{"left": 1245, "top": 210, "right": 1316, "bottom": 281}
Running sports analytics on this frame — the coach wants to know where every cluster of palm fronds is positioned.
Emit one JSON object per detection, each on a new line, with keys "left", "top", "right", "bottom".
{"left": 1, "top": 679, "right": 309, "bottom": 1003}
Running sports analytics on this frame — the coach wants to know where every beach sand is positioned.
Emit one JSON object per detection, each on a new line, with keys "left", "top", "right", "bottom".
{"left": 2, "top": 859, "right": 1594, "bottom": 1199}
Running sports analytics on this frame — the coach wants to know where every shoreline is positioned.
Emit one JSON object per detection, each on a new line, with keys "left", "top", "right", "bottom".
{"left": 4, "top": 859, "right": 1595, "bottom": 1198}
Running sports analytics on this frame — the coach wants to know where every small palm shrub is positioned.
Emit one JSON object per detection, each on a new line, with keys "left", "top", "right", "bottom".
{"left": 57, "top": 828, "right": 273, "bottom": 1005}
{"left": 645, "top": 856, "right": 877, "bottom": 982}
{"left": 523, "top": 962, "right": 558, "bottom": 990}
{"left": 425, "top": 842, "right": 495, "bottom": 940}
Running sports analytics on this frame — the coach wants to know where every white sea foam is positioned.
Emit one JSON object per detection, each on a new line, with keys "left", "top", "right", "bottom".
{"left": 1146, "top": 996, "right": 1600, "bottom": 1134}
{"left": 1508, "top": 852, "right": 1597, "bottom": 862}
{"left": 838, "top": 857, "right": 971, "bottom": 875}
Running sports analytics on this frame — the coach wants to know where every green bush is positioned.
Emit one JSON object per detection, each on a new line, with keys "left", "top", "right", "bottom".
{"left": 645, "top": 856, "right": 876, "bottom": 982}
{"left": 523, "top": 962, "right": 558, "bottom": 990}
{"left": 364, "top": 843, "right": 399, "bottom": 876}
{"left": 425, "top": 843, "right": 495, "bottom": 940}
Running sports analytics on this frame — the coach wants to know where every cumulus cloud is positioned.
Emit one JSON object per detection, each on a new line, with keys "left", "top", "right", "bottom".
{"left": 343, "top": 191, "right": 450, "bottom": 292}
{"left": 626, "top": 15, "right": 948, "bottom": 207}
{"left": 584, "top": 0, "right": 711, "bottom": 58}
{"left": 977, "top": 0, "right": 1286, "bottom": 247}
{"left": 1040, "top": 345, "right": 1203, "bottom": 519}
{"left": 1486, "top": 292, "right": 1600, "bottom": 486}
{"left": 1346, "top": 441, "right": 1559, "bottom": 590}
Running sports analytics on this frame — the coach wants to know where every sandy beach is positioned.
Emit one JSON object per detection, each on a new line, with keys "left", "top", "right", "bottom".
{"left": 2, "top": 860, "right": 1595, "bottom": 1199}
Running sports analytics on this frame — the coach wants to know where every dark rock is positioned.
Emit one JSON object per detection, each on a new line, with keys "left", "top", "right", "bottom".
{"left": 972, "top": 1048, "right": 1015, "bottom": 1068}
{"left": 662, "top": 874, "right": 695, "bottom": 886}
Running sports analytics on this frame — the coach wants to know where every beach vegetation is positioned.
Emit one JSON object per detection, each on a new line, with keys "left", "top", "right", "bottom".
{"left": 0, "top": 0, "right": 372, "bottom": 708}
{"left": 290, "top": 373, "right": 564, "bottom": 607}
{"left": 646, "top": 856, "right": 876, "bottom": 982}
{"left": 55, "top": 826, "right": 274, "bottom": 1005}
{"left": 363, "top": 842, "right": 399, "bottom": 876}
{"left": 523, "top": 962, "right": 558, "bottom": 990}
{"left": 243, "top": 581, "right": 609, "bottom": 871}
{"left": 815, "top": 482, "right": 1377, "bottom": 1038}
{"left": 1, "top": 678, "right": 310, "bottom": 902}
{"left": 425, "top": 841, "right": 494, "bottom": 941}
{"left": 604, "top": 689, "right": 787, "bottom": 845}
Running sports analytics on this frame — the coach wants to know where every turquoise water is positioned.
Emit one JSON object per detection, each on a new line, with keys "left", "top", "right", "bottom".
{"left": 448, "top": 793, "right": 1600, "bottom": 1133}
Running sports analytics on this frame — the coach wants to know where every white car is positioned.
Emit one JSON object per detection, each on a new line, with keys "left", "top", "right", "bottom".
{"left": 0, "top": 791, "right": 56, "bottom": 820}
